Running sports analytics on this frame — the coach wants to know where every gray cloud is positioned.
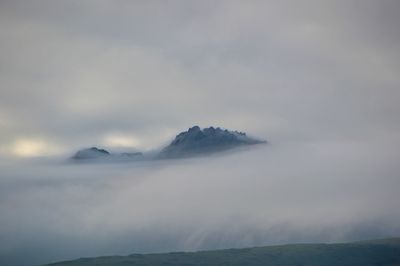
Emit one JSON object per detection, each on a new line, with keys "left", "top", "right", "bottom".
{"left": 1, "top": 0, "right": 399, "bottom": 153}
{"left": 1, "top": 144, "right": 400, "bottom": 266}
{"left": 0, "top": 1, "right": 400, "bottom": 265}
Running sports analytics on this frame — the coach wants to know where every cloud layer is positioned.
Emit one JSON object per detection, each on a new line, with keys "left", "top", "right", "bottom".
{"left": 1, "top": 0, "right": 399, "bottom": 155}
{"left": 1, "top": 1, "right": 400, "bottom": 265}
{"left": 1, "top": 143, "right": 400, "bottom": 266}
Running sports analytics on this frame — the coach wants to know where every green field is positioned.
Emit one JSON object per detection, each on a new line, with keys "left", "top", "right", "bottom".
{"left": 43, "top": 238, "right": 400, "bottom": 266}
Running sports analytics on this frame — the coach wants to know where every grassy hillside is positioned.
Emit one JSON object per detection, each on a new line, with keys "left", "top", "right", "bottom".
{"left": 43, "top": 238, "right": 400, "bottom": 266}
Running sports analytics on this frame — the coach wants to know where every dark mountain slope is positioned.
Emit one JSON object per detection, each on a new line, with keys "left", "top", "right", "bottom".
{"left": 159, "top": 126, "right": 265, "bottom": 158}
{"left": 43, "top": 238, "right": 400, "bottom": 266}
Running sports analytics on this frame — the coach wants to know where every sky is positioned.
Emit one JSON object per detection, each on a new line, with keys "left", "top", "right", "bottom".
{"left": 0, "top": 1, "right": 400, "bottom": 265}
{"left": 1, "top": 0, "right": 399, "bottom": 156}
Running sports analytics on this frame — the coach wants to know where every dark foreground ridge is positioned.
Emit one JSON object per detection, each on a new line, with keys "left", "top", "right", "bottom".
{"left": 159, "top": 126, "right": 266, "bottom": 158}
{"left": 42, "top": 238, "right": 400, "bottom": 266}
{"left": 71, "top": 126, "right": 265, "bottom": 161}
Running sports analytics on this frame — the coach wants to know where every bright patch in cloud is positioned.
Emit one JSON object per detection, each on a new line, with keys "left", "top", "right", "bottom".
{"left": 103, "top": 135, "right": 140, "bottom": 148}
{"left": 10, "top": 139, "right": 61, "bottom": 157}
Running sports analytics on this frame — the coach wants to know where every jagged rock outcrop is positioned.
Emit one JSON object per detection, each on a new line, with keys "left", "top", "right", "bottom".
{"left": 159, "top": 126, "right": 265, "bottom": 158}
{"left": 71, "top": 126, "right": 265, "bottom": 161}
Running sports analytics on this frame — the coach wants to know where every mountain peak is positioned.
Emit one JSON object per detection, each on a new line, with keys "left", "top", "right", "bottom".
{"left": 160, "top": 126, "right": 265, "bottom": 158}
{"left": 72, "top": 147, "right": 110, "bottom": 160}
{"left": 71, "top": 126, "right": 265, "bottom": 161}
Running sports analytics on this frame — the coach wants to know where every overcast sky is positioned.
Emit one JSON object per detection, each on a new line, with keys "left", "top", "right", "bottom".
{"left": 1, "top": 0, "right": 399, "bottom": 156}
{"left": 1, "top": 1, "right": 400, "bottom": 266}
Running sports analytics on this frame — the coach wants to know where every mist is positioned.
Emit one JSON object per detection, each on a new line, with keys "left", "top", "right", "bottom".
{"left": 1, "top": 139, "right": 399, "bottom": 266}
{"left": 1, "top": 1, "right": 400, "bottom": 265}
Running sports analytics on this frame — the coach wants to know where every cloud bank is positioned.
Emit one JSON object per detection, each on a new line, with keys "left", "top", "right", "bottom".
{"left": 0, "top": 1, "right": 400, "bottom": 265}
{"left": 1, "top": 142, "right": 400, "bottom": 265}
{"left": 0, "top": 0, "right": 399, "bottom": 155}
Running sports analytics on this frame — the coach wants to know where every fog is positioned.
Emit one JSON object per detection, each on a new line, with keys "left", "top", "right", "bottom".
{"left": 1, "top": 0, "right": 400, "bottom": 265}
{"left": 1, "top": 139, "right": 399, "bottom": 265}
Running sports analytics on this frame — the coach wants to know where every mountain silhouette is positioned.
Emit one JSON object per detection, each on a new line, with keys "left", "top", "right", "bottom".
{"left": 159, "top": 126, "right": 265, "bottom": 158}
{"left": 72, "top": 126, "right": 265, "bottom": 161}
